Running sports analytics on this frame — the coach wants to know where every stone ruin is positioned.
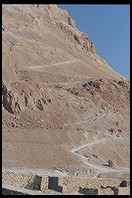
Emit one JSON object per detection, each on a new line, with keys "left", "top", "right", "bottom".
{"left": 2, "top": 171, "right": 130, "bottom": 195}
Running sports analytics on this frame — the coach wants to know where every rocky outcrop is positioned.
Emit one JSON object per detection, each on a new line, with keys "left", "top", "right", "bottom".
{"left": 36, "top": 4, "right": 96, "bottom": 53}
{"left": 57, "top": 20, "right": 96, "bottom": 53}
{"left": 69, "top": 78, "right": 130, "bottom": 103}
{"left": 2, "top": 82, "right": 21, "bottom": 114}
{"left": 2, "top": 81, "right": 53, "bottom": 114}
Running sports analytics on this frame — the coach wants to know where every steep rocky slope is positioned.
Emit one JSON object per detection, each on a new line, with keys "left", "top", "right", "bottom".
{"left": 2, "top": 4, "right": 130, "bottom": 179}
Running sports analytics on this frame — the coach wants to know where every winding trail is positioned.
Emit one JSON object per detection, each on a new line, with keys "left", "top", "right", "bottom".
{"left": 72, "top": 138, "right": 106, "bottom": 153}
{"left": 2, "top": 137, "right": 129, "bottom": 177}
{"left": 71, "top": 137, "right": 129, "bottom": 173}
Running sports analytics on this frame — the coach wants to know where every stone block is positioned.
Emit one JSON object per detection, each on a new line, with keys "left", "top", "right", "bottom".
{"left": 40, "top": 176, "right": 48, "bottom": 192}
{"left": 118, "top": 187, "right": 130, "bottom": 195}
{"left": 98, "top": 188, "right": 114, "bottom": 195}
{"left": 2, "top": 171, "right": 35, "bottom": 188}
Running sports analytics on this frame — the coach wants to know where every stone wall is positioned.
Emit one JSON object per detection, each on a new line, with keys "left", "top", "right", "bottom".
{"left": 2, "top": 171, "right": 130, "bottom": 195}
{"left": 2, "top": 171, "right": 35, "bottom": 188}
{"left": 58, "top": 176, "right": 122, "bottom": 193}
{"left": 2, "top": 171, "right": 48, "bottom": 192}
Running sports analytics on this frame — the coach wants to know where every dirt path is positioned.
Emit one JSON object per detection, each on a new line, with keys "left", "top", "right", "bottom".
{"left": 2, "top": 137, "right": 129, "bottom": 176}
{"left": 71, "top": 138, "right": 129, "bottom": 174}
{"left": 28, "top": 59, "right": 82, "bottom": 69}
{"left": 71, "top": 138, "right": 107, "bottom": 153}
{"left": 2, "top": 167, "right": 69, "bottom": 176}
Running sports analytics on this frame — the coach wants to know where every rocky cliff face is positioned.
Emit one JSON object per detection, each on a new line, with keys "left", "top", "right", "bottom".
{"left": 33, "top": 4, "right": 96, "bottom": 53}
{"left": 2, "top": 4, "right": 129, "bottom": 179}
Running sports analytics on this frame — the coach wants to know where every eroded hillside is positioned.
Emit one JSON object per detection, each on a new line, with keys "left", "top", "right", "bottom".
{"left": 2, "top": 4, "right": 130, "bottom": 179}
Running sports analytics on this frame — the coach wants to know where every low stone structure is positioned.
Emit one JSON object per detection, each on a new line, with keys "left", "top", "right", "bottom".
{"left": 58, "top": 176, "right": 121, "bottom": 193}
{"left": 2, "top": 171, "right": 35, "bottom": 188}
{"left": 2, "top": 171, "right": 130, "bottom": 195}
{"left": 2, "top": 171, "right": 48, "bottom": 192}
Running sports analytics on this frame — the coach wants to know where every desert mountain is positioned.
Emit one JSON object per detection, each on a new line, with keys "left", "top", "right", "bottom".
{"left": 2, "top": 4, "right": 130, "bottom": 179}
